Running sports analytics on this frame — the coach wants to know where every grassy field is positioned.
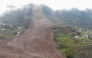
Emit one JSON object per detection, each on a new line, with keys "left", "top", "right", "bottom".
{"left": 53, "top": 25, "right": 92, "bottom": 58}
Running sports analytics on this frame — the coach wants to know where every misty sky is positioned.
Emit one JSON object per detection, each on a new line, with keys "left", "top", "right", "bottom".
{"left": 0, "top": 0, "right": 92, "bottom": 15}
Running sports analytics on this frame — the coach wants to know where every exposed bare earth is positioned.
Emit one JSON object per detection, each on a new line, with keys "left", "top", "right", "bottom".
{"left": 0, "top": 5, "right": 63, "bottom": 58}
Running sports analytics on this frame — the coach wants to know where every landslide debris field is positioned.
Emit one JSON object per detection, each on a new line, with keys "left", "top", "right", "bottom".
{"left": 0, "top": 5, "right": 63, "bottom": 58}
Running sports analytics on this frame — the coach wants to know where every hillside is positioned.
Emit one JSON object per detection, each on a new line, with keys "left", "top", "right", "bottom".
{"left": 0, "top": 3, "right": 92, "bottom": 58}
{"left": 41, "top": 6, "right": 92, "bottom": 29}
{"left": 53, "top": 25, "right": 92, "bottom": 58}
{"left": 0, "top": 5, "right": 63, "bottom": 58}
{"left": 1, "top": 4, "right": 92, "bottom": 30}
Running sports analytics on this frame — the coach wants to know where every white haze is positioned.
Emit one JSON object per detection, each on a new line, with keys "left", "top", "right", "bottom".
{"left": 0, "top": 0, "right": 92, "bottom": 15}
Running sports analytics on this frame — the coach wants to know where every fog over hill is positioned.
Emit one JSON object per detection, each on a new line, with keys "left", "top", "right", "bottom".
{"left": 41, "top": 5, "right": 92, "bottom": 29}
{"left": 0, "top": 4, "right": 92, "bottom": 29}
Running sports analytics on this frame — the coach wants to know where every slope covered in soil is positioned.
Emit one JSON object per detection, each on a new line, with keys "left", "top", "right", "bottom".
{"left": 0, "top": 5, "right": 63, "bottom": 58}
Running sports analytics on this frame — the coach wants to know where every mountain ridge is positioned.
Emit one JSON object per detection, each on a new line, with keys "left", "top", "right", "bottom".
{"left": 1, "top": 4, "right": 92, "bottom": 29}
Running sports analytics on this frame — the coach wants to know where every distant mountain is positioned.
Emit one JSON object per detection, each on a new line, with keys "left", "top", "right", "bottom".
{"left": 54, "top": 8, "right": 92, "bottom": 29}
{"left": 41, "top": 6, "right": 92, "bottom": 29}
{"left": 1, "top": 4, "right": 92, "bottom": 29}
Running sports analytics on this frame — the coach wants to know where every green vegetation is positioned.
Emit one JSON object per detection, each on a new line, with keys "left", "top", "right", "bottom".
{"left": 53, "top": 25, "right": 92, "bottom": 58}
{"left": 0, "top": 24, "right": 25, "bottom": 39}
{"left": 0, "top": 4, "right": 33, "bottom": 39}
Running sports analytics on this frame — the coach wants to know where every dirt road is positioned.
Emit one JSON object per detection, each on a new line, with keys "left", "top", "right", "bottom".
{"left": 0, "top": 5, "right": 63, "bottom": 58}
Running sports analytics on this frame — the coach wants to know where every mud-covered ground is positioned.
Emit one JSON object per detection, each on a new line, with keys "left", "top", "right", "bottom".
{"left": 0, "top": 5, "right": 63, "bottom": 58}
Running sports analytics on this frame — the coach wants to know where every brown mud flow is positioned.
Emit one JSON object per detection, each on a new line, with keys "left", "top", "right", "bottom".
{"left": 0, "top": 5, "right": 63, "bottom": 58}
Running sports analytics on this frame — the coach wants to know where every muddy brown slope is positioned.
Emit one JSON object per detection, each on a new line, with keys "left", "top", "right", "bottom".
{"left": 0, "top": 5, "right": 63, "bottom": 58}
